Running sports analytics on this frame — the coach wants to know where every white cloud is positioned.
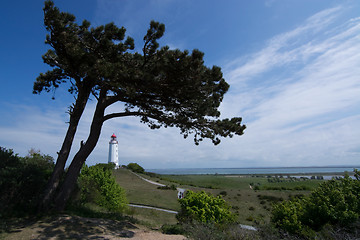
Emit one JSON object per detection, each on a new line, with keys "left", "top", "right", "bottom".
{"left": 225, "top": 7, "right": 342, "bottom": 86}
{"left": 0, "top": 103, "right": 68, "bottom": 157}
{"left": 220, "top": 5, "right": 360, "bottom": 167}
{"left": 1, "top": 4, "right": 359, "bottom": 169}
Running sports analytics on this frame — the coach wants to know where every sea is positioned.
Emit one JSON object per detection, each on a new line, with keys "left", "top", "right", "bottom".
{"left": 146, "top": 166, "right": 360, "bottom": 175}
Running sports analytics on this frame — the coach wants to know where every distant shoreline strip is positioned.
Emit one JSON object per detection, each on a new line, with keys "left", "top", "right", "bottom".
{"left": 147, "top": 167, "right": 359, "bottom": 175}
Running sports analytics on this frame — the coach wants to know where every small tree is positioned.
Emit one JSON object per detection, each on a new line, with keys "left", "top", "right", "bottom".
{"left": 177, "top": 190, "right": 235, "bottom": 224}
{"left": 78, "top": 164, "right": 127, "bottom": 212}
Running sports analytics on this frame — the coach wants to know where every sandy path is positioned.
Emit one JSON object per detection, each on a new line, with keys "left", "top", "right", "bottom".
{"left": 2, "top": 215, "right": 186, "bottom": 240}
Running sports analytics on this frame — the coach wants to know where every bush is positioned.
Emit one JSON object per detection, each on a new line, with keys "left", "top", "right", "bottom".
{"left": 158, "top": 184, "right": 177, "bottom": 190}
{"left": 303, "top": 172, "right": 359, "bottom": 229}
{"left": 161, "top": 224, "right": 185, "bottom": 235}
{"left": 78, "top": 164, "right": 127, "bottom": 212}
{"left": 271, "top": 169, "right": 360, "bottom": 235}
{"left": 0, "top": 147, "right": 54, "bottom": 217}
{"left": 126, "top": 163, "right": 145, "bottom": 174}
{"left": 294, "top": 185, "right": 311, "bottom": 191}
{"left": 246, "top": 216, "right": 254, "bottom": 221}
{"left": 219, "top": 190, "right": 227, "bottom": 196}
{"left": 95, "top": 162, "right": 116, "bottom": 170}
{"left": 271, "top": 198, "right": 305, "bottom": 233}
{"left": 145, "top": 172, "right": 160, "bottom": 178}
{"left": 257, "top": 194, "right": 283, "bottom": 203}
{"left": 177, "top": 190, "right": 235, "bottom": 224}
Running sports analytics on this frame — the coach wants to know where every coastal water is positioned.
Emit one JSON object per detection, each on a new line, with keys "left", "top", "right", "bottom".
{"left": 146, "top": 166, "right": 359, "bottom": 175}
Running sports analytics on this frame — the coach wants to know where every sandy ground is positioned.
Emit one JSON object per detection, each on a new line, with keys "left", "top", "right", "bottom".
{"left": 2, "top": 215, "right": 186, "bottom": 240}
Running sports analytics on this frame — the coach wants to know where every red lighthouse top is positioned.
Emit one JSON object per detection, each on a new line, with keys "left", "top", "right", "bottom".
{"left": 111, "top": 133, "right": 116, "bottom": 138}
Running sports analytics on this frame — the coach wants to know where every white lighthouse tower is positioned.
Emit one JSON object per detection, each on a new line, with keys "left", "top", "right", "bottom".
{"left": 108, "top": 133, "right": 119, "bottom": 169}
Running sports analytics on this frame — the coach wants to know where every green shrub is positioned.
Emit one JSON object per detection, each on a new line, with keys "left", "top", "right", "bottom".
{"left": 157, "top": 184, "right": 177, "bottom": 190}
{"left": 219, "top": 190, "right": 227, "bottom": 196}
{"left": 257, "top": 194, "right": 283, "bottom": 203}
{"left": 177, "top": 190, "right": 235, "bottom": 224}
{"left": 294, "top": 185, "right": 311, "bottom": 191}
{"left": 271, "top": 169, "right": 360, "bottom": 235}
{"left": 145, "top": 172, "right": 160, "bottom": 178}
{"left": 161, "top": 224, "right": 185, "bottom": 235}
{"left": 126, "top": 163, "right": 145, "bottom": 174}
{"left": 78, "top": 164, "right": 127, "bottom": 212}
{"left": 232, "top": 206, "right": 240, "bottom": 210}
{"left": 0, "top": 147, "right": 54, "bottom": 217}
{"left": 271, "top": 198, "right": 305, "bottom": 233}
{"left": 246, "top": 216, "right": 254, "bottom": 222}
{"left": 302, "top": 173, "right": 359, "bottom": 230}
{"left": 95, "top": 162, "right": 116, "bottom": 170}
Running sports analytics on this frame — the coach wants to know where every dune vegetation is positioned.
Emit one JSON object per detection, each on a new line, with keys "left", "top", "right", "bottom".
{"left": 1, "top": 147, "right": 359, "bottom": 239}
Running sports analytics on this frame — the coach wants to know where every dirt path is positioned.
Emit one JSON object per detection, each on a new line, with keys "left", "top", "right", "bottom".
{"left": 129, "top": 204, "right": 178, "bottom": 214}
{"left": 1, "top": 215, "right": 186, "bottom": 240}
{"left": 129, "top": 171, "right": 166, "bottom": 187}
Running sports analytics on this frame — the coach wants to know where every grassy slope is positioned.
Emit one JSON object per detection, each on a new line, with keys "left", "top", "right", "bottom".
{"left": 113, "top": 168, "right": 179, "bottom": 210}
{"left": 140, "top": 173, "right": 324, "bottom": 225}
{"left": 113, "top": 168, "right": 324, "bottom": 226}
{"left": 112, "top": 168, "right": 180, "bottom": 227}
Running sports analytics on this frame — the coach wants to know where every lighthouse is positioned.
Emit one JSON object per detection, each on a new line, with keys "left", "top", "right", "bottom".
{"left": 108, "top": 133, "right": 119, "bottom": 169}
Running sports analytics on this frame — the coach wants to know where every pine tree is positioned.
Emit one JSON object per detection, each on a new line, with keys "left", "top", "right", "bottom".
{"left": 34, "top": 0, "right": 246, "bottom": 211}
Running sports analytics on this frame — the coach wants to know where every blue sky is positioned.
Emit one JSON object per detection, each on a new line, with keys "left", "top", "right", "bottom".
{"left": 0, "top": 0, "right": 359, "bottom": 169}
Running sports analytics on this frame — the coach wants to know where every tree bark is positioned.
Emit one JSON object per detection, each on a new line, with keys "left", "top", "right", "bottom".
{"left": 53, "top": 91, "right": 106, "bottom": 211}
{"left": 38, "top": 87, "right": 91, "bottom": 212}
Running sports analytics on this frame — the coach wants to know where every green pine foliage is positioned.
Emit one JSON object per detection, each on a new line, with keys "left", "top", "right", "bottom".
{"left": 177, "top": 190, "right": 235, "bottom": 224}
{"left": 34, "top": 1, "right": 246, "bottom": 147}
{"left": 33, "top": 1, "right": 245, "bottom": 211}
{"left": 78, "top": 164, "right": 127, "bottom": 212}
{"left": 271, "top": 170, "right": 360, "bottom": 235}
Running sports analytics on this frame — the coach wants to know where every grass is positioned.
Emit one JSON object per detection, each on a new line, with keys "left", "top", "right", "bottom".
{"left": 112, "top": 168, "right": 180, "bottom": 228}
{"left": 112, "top": 169, "right": 325, "bottom": 226}
{"left": 126, "top": 207, "right": 178, "bottom": 229}
{"left": 261, "top": 177, "right": 324, "bottom": 190}
{"left": 1, "top": 167, "right": 347, "bottom": 239}
{"left": 143, "top": 173, "right": 325, "bottom": 225}
{"left": 158, "top": 174, "right": 264, "bottom": 189}
{"left": 113, "top": 168, "right": 180, "bottom": 211}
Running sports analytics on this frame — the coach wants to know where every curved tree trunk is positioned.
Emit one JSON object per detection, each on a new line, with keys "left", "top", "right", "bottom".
{"left": 38, "top": 87, "right": 91, "bottom": 212}
{"left": 54, "top": 93, "right": 106, "bottom": 211}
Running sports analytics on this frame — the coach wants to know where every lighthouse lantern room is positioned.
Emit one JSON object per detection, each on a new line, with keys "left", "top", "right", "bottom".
{"left": 108, "top": 133, "right": 119, "bottom": 169}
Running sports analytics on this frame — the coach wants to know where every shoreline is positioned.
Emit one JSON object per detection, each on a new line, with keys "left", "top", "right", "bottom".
{"left": 223, "top": 171, "right": 352, "bottom": 176}
{"left": 147, "top": 167, "right": 359, "bottom": 176}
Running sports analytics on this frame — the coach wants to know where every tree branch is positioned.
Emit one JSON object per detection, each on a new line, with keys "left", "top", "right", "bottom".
{"left": 102, "top": 111, "right": 148, "bottom": 122}
{"left": 90, "top": 88, "right": 99, "bottom": 101}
